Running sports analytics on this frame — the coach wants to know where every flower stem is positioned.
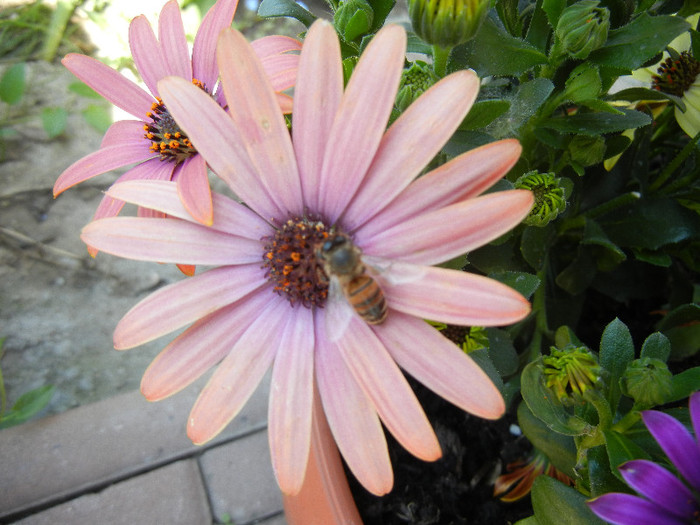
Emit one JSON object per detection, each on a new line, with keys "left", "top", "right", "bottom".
{"left": 649, "top": 129, "right": 700, "bottom": 192}
{"left": 585, "top": 191, "right": 641, "bottom": 220}
{"left": 432, "top": 45, "right": 452, "bottom": 77}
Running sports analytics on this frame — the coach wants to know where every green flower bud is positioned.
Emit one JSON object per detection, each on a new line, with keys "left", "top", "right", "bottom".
{"left": 514, "top": 171, "right": 567, "bottom": 227}
{"left": 408, "top": 0, "right": 489, "bottom": 48}
{"left": 396, "top": 61, "right": 440, "bottom": 112}
{"left": 334, "top": 0, "right": 373, "bottom": 42}
{"left": 555, "top": 0, "right": 610, "bottom": 60}
{"left": 543, "top": 345, "right": 601, "bottom": 404}
{"left": 621, "top": 358, "right": 673, "bottom": 409}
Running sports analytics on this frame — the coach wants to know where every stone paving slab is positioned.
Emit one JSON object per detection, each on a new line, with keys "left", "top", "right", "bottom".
{"left": 12, "top": 459, "right": 212, "bottom": 525}
{"left": 200, "top": 430, "right": 283, "bottom": 524}
{"left": 0, "top": 374, "right": 271, "bottom": 521}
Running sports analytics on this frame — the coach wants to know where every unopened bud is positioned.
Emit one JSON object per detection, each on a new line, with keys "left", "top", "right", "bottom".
{"left": 555, "top": 1, "right": 609, "bottom": 60}
{"left": 408, "top": 0, "right": 489, "bottom": 48}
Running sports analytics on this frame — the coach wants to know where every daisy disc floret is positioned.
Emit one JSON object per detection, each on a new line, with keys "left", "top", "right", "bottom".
{"left": 54, "top": 0, "right": 300, "bottom": 231}
{"left": 80, "top": 21, "right": 534, "bottom": 496}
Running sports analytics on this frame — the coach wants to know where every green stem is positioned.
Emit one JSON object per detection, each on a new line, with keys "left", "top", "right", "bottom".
{"left": 585, "top": 191, "right": 641, "bottom": 220}
{"left": 611, "top": 410, "right": 641, "bottom": 434}
{"left": 431, "top": 45, "right": 452, "bottom": 77}
{"left": 41, "top": 0, "right": 80, "bottom": 62}
{"left": 649, "top": 129, "right": 700, "bottom": 192}
{"left": 528, "top": 263, "right": 551, "bottom": 361}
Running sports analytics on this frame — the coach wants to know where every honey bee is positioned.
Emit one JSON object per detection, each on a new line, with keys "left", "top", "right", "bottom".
{"left": 316, "top": 233, "right": 387, "bottom": 325}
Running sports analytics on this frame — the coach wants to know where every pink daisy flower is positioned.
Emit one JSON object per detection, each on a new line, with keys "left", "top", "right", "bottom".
{"left": 80, "top": 21, "right": 534, "bottom": 496}
{"left": 54, "top": 0, "right": 300, "bottom": 232}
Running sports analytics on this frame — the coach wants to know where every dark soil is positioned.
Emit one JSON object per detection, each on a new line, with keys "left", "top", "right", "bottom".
{"left": 348, "top": 378, "right": 534, "bottom": 525}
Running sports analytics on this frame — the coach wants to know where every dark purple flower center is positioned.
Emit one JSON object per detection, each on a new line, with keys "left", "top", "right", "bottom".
{"left": 143, "top": 79, "right": 207, "bottom": 163}
{"left": 261, "top": 215, "right": 333, "bottom": 307}
{"left": 652, "top": 51, "right": 700, "bottom": 97}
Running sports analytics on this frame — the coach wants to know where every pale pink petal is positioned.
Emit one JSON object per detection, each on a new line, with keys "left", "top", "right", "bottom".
{"left": 360, "top": 190, "right": 534, "bottom": 265}
{"left": 100, "top": 120, "right": 146, "bottom": 148}
{"left": 251, "top": 35, "right": 302, "bottom": 58}
{"left": 106, "top": 180, "right": 272, "bottom": 238}
{"left": 358, "top": 139, "right": 522, "bottom": 239}
{"left": 113, "top": 264, "right": 267, "bottom": 349}
{"left": 158, "top": 0, "right": 192, "bottom": 81}
{"left": 342, "top": 70, "right": 480, "bottom": 230}
{"left": 54, "top": 142, "right": 152, "bottom": 196}
{"left": 62, "top": 54, "right": 154, "bottom": 119}
{"left": 175, "top": 155, "right": 213, "bottom": 225}
{"left": 80, "top": 217, "right": 262, "bottom": 265}
{"left": 141, "top": 290, "right": 271, "bottom": 400}
{"left": 292, "top": 20, "right": 343, "bottom": 212}
{"left": 268, "top": 306, "right": 315, "bottom": 494}
{"left": 129, "top": 15, "right": 169, "bottom": 97}
{"left": 192, "top": 0, "right": 238, "bottom": 89}
{"left": 318, "top": 25, "right": 406, "bottom": 222}
{"left": 187, "top": 295, "right": 289, "bottom": 445}
{"left": 337, "top": 318, "right": 441, "bottom": 461}
{"left": 260, "top": 54, "right": 299, "bottom": 92}
{"left": 218, "top": 29, "right": 302, "bottom": 216}
{"left": 376, "top": 312, "right": 506, "bottom": 419}
{"left": 315, "top": 313, "right": 393, "bottom": 496}
{"left": 158, "top": 76, "right": 284, "bottom": 220}
{"left": 377, "top": 261, "right": 531, "bottom": 326}
{"left": 137, "top": 207, "right": 166, "bottom": 218}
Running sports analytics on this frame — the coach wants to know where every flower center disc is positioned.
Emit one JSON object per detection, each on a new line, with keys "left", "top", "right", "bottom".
{"left": 652, "top": 51, "right": 700, "bottom": 97}
{"left": 261, "top": 216, "right": 333, "bottom": 307}
{"left": 144, "top": 79, "right": 206, "bottom": 163}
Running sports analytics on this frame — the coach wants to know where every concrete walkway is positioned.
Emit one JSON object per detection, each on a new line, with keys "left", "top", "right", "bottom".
{"left": 0, "top": 376, "right": 287, "bottom": 524}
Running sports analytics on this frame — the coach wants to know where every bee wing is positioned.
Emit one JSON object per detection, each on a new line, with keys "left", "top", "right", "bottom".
{"left": 324, "top": 276, "right": 354, "bottom": 342}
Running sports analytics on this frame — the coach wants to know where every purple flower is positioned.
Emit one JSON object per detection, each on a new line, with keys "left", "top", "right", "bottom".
{"left": 588, "top": 391, "right": 700, "bottom": 525}
{"left": 54, "top": 0, "right": 299, "bottom": 235}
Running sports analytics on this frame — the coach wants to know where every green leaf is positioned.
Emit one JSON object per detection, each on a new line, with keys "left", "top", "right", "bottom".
{"left": 599, "top": 318, "right": 635, "bottom": 412}
{"left": 656, "top": 303, "right": 700, "bottom": 331}
{"left": 469, "top": 348, "right": 505, "bottom": 393}
{"left": 0, "top": 62, "right": 26, "bottom": 105}
{"left": 578, "top": 99, "right": 625, "bottom": 115}
{"left": 604, "top": 430, "right": 652, "bottom": 481}
{"left": 451, "top": 17, "right": 548, "bottom": 77}
{"left": 257, "top": 0, "right": 316, "bottom": 26}
{"left": 82, "top": 105, "right": 112, "bottom": 133}
{"left": 518, "top": 402, "right": 577, "bottom": 476}
{"left": 366, "top": 0, "right": 395, "bottom": 32}
{"left": 68, "top": 81, "right": 104, "bottom": 99}
{"left": 541, "top": 108, "right": 651, "bottom": 136}
{"left": 487, "top": 328, "right": 519, "bottom": 377}
{"left": 589, "top": 14, "right": 690, "bottom": 70}
{"left": 640, "top": 332, "right": 671, "bottom": 362}
{"left": 588, "top": 444, "right": 630, "bottom": 497}
{"left": 582, "top": 219, "right": 626, "bottom": 266}
{"left": 554, "top": 326, "right": 585, "bottom": 349}
{"left": 565, "top": 63, "right": 602, "bottom": 103}
{"left": 459, "top": 99, "right": 510, "bottom": 130}
{"left": 521, "top": 360, "right": 594, "bottom": 436}
{"left": 489, "top": 271, "right": 541, "bottom": 299}
{"left": 521, "top": 224, "right": 557, "bottom": 271}
{"left": 531, "top": 476, "right": 607, "bottom": 525}
{"left": 514, "top": 517, "right": 540, "bottom": 525}
{"left": 669, "top": 367, "right": 700, "bottom": 402}
{"left": 601, "top": 198, "right": 700, "bottom": 251}
{"left": 542, "top": 0, "right": 567, "bottom": 28}
{"left": 555, "top": 247, "right": 595, "bottom": 295}
{"left": 0, "top": 385, "right": 54, "bottom": 429}
{"left": 41, "top": 107, "right": 67, "bottom": 138}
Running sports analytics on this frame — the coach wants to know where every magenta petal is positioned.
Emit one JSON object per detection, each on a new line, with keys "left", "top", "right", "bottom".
{"left": 192, "top": 0, "right": 239, "bottom": 89}
{"left": 377, "top": 261, "right": 530, "bottom": 327}
{"left": 618, "top": 460, "right": 697, "bottom": 519}
{"left": 317, "top": 25, "right": 406, "bottom": 223}
{"left": 292, "top": 20, "right": 343, "bottom": 212}
{"left": 54, "top": 142, "right": 153, "bottom": 196}
{"left": 141, "top": 291, "right": 270, "bottom": 401}
{"left": 360, "top": 190, "right": 534, "bottom": 265}
{"left": 268, "top": 306, "right": 315, "bottom": 495}
{"left": 588, "top": 493, "right": 687, "bottom": 525}
{"left": 101, "top": 120, "right": 146, "bottom": 148}
{"left": 81, "top": 217, "right": 262, "bottom": 265}
{"left": 342, "top": 70, "right": 480, "bottom": 230}
{"left": 251, "top": 35, "right": 302, "bottom": 58}
{"left": 642, "top": 409, "right": 700, "bottom": 489}
{"left": 218, "top": 29, "right": 303, "bottom": 216}
{"left": 187, "top": 295, "right": 287, "bottom": 445}
{"left": 158, "top": 76, "right": 284, "bottom": 220}
{"left": 105, "top": 180, "right": 272, "bottom": 238}
{"left": 315, "top": 316, "right": 393, "bottom": 496}
{"left": 112, "top": 264, "right": 267, "bottom": 349}
{"left": 129, "top": 15, "right": 168, "bottom": 97}
{"left": 62, "top": 54, "right": 154, "bottom": 118}
{"left": 357, "top": 139, "right": 522, "bottom": 239}
{"left": 158, "top": 0, "right": 192, "bottom": 81}
{"left": 337, "top": 318, "right": 440, "bottom": 462}
{"left": 376, "top": 312, "right": 505, "bottom": 419}
{"left": 175, "top": 156, "right": 213, "bottom": 225}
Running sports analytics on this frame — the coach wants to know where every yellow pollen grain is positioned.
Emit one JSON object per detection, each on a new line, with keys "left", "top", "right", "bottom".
{"left": 169, "top": 140, "right": 179, "bottom": 148}
{"left": 164, "top": 132, "right": 171, "bottom": 140}
{"left": 290, "top": 252, "right": 301, "bottom": 262}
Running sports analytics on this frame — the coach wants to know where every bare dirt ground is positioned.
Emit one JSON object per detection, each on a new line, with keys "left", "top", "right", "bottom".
{"left": 0, "top": 60, "right": 183, "bottom": 416}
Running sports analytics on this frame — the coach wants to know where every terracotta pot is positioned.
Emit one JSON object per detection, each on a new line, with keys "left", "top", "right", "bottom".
{"left": 283, "top": 388, "right": 363, "bottom": 525}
